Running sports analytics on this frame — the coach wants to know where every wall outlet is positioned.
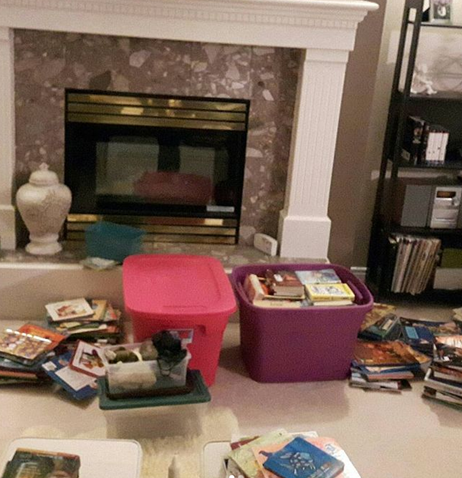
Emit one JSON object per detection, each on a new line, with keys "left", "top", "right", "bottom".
{"left": 254, "top": 233, "right": 278, "bottom": 256}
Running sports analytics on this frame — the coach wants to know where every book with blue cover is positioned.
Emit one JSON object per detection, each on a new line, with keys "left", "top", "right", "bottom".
{"left": 41, "top": 352, "right": 98, "bottom": 400}
{"left": 262, "top": 437, "right": 344, "bottom": 478}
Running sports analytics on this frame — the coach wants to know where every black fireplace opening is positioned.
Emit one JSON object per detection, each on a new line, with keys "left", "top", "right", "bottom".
{"left": 64, "top": 90, "right": 250, "bottom": 244}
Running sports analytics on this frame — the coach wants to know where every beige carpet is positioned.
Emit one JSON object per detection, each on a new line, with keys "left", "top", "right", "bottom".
{"left": 20, "top": 406, "right": 239, "bottom": 478}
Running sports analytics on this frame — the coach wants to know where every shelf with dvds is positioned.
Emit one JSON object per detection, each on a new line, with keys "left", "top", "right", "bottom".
{"left": 367, "top": 0, "right": 462, "bottom": 301}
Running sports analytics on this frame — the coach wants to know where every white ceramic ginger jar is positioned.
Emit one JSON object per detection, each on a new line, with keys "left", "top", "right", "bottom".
{"left": 16, "top": 163, "right": 72, "bottom": 255}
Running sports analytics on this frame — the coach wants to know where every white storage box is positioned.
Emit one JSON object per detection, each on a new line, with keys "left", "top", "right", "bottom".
{"left": 99, "top": 370, "right": 211, "bottom": 439}
{"left": 105, "top": 342, "right": 191, "bottom": 396}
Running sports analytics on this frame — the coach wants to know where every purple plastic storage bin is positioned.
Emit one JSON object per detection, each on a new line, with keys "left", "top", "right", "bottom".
{"left": 231, "top": 263, "right": 374, "bottom": 383}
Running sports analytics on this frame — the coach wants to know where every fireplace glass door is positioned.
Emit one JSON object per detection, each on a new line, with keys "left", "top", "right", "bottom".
{"left": 65, "top": 91, "right": 249, "bottom": 225}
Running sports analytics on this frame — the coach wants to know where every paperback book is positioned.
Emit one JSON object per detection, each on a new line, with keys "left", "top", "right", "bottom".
{"left": 262, "top": 437, "right": 344, "bottom": 478}
{"left": 42, "top": 352, "right": 98, "bottom": 400}
{"left": 295, "top": 269, "right": 341, "bottom": 285}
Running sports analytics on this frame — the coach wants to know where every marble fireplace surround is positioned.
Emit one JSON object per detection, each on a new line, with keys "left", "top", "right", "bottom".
{"left": 0, "top": 0, "right": 377, "bottom": 260}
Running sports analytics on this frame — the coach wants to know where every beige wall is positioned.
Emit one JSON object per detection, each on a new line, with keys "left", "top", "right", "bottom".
{"left": 328, "top": 0, "right": 388, "bottom": 267}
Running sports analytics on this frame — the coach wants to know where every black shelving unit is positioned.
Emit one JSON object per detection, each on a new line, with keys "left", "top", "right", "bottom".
{"left": 366, "top": 0, "right": 462, "bottom": 301}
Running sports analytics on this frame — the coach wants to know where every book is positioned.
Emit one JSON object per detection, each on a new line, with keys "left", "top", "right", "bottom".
{"left": 17, "top": 324, "right": 66, "bottom": 351}
{"left": 244, "top": 274, "right": 305, "bottom": 304}
{"left": 310, "top": 300, "right": 353, "bottom": 307}
{"left": 45, "top": 298, "right": 94, "bottom": 322}
{"left": 353, "top": 340, "right": 431, "bottom": 368}
{"left": 228, "top": 429, "right": 292, "bottom": 478}
{"left": 265, "top": 270, "right": 305, "bottom": 297}
{"left": 252, "top": 299, "right": 306, "bottom": 309}
{"left": 254, "top": 437, "right": 361, "bottom": 478}
{"left": 244, "top": 274, "right": 270, "bottom": 302}
{"left": 0, "top": 329, "right": 52, "bottom": 365}
{"left": 424, "top": 368, "right": 462, "bottom": 397}
{"left": 41, "top": 352, "right": 98, "bottom": 400}
{"left": 262, "top": 437, "right": 344, "bottom": 478}
{"left": 359, "top": 314, "right": 401, "bottom": 341}
{"left": 1, "top": 448, "right": 80, "bottom": 478}
{"left": 295, "top": 269, "right": 341, "bottom": 285}
{"left": 352, "top": 365, "right": 415, "bottom": 381}
{"left": 305, "top": 283, "right": 355, "bottom": 302}
{"left": 350, "top": 373, "right": 411, "bottom": 392}
{"left": 69, "top": 340, "right": 108, "bottom": 378}
{"left": 422, "top": 387, "right": 462, "bottom": 408}
{"left": 432, "top": 363, "right": 462, "bottom": 384}
{"left": 359, "top": 303, "right": 396, "bottom": 333}
{"left": 88, "top": 299, "right": 108, "bottom": 322}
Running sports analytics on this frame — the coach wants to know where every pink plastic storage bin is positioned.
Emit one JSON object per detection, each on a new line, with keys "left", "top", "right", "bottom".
{"left": 123, "top": 254, "right": 237, "bottom": 386}
{"left": 231, "top": 263, "right": 374, "bottom": 383}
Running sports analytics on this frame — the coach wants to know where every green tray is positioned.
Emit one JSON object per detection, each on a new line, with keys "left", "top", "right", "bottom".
{"left": 98, "top": 369, "right": 210, "bottom": 410}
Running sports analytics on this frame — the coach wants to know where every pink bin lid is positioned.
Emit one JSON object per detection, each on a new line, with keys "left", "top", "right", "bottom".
{"left": 123, "top": 254, "right": 237, "bottom": 321}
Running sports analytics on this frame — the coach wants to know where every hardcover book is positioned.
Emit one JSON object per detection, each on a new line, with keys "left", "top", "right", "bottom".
{"left": 262, "top": 437, "right": 344, "bottom": 478}
{"left": 0, "top": 329, "right": 52, "bottom": 365}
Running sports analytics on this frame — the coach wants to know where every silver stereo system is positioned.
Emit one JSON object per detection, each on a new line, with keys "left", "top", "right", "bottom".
{"left": 393, "top": 178, "right": 462, "bottom": 229}
{"left": 429, "top": 186, "right": 462, "bottom": 229}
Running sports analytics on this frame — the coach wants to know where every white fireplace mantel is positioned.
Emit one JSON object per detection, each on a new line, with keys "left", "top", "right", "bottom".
{"left": 0, "top": 0, "right": 377, "bottom": 259}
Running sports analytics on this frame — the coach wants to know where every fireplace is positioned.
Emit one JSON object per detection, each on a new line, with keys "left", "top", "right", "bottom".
{"left": 64, "top": 90, "right": 249, "bottom": 244}
{"left": 0, "top": 0, "right": 378, "bottom": 259}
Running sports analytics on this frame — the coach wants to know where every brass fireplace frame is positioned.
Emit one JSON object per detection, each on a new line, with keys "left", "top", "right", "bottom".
{"left": 64, "top": 90, "right": 249, "bottom": 245}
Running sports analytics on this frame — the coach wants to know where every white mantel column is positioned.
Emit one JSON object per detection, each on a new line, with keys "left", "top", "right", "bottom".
{"left": 0, "top": 26, "right": 15, "bottom": 250}
{"left": 278, "top": 48, "right": 349, "bottom": 260}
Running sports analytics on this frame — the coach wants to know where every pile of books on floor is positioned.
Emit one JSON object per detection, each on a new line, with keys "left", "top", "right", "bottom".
{"left": 223, "top": 428, "right": 361, "bottom": 478}
{"left": 243, "top": 268, "right": 355, "bottom": 308}
{"left": 352, "top": 303, "right": 462, "bottom": 400}
{"left": 402, "top": 115, "right": 449, "bottom": 165}
{"left": 0, "top": 297, "right": 124, "bottom": 399}
{"left": 45, "top": 298, "right": 123, "bottom": 344}
{"left": 387, "top": 234, "right": 441, "bottom": 294}
{"left": 423, "top": 334, "right": 462, "bottom": 408}
{"left": 350, "top": 340, "right": 431, "bottom": 393}
{"left": 0, "top": 324, "right": 66, "bottom": 387}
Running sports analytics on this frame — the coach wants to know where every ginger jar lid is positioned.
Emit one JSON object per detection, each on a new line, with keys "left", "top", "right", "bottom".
{"left": 29, "top": 163, "right": 59, "bottom": 187}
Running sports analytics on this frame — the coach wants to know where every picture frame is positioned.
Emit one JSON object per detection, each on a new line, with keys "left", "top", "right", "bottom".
{"left": 429, "top": 0, "right": 452, "bottom": 24}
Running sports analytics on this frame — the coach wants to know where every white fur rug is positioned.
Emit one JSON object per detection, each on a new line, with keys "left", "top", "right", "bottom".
{"left": 20, "top": 406, "right": 239, "bottom": 478}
